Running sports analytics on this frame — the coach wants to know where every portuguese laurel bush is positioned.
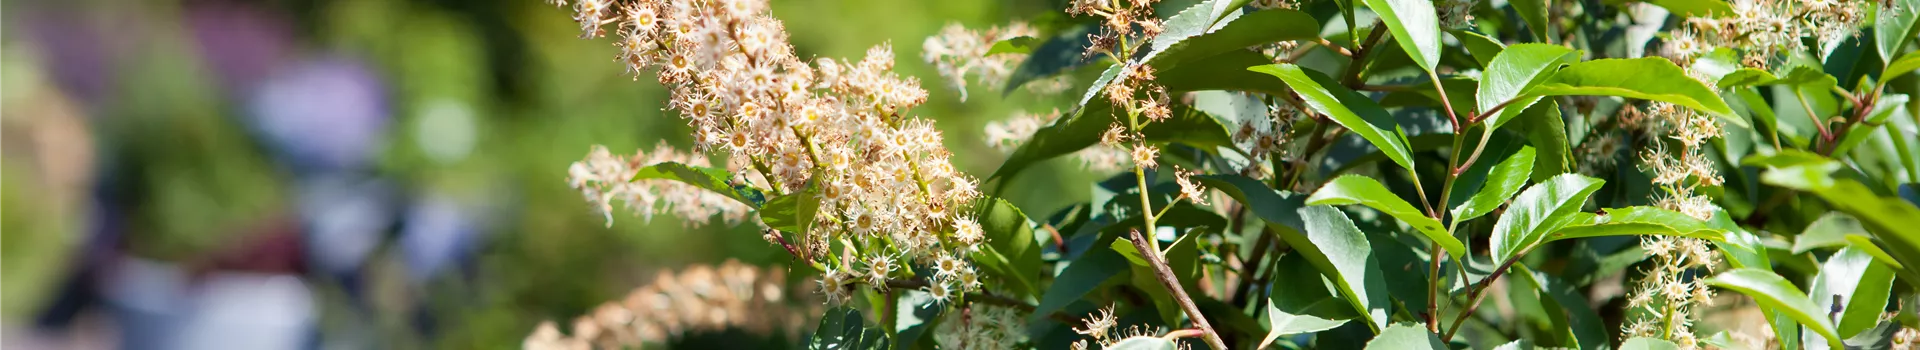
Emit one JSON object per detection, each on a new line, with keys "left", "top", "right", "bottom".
{"left": 531, "top": 0, "right": 1920, "bottom": 348}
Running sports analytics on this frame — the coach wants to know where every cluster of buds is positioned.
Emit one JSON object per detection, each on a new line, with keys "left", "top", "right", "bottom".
{"left": 1635, "top": 101, "right": 1724, "bottom": 221}
{"left": 1622, "top": 236, "right": 1722, "bottom": 348}
{"left": 921, "top": 22, "right": 1044, "bottom": 101}
{"left": 1662, "top": 0, "right": 1868, "bottom": 67}
{"left": 1068, "top": 306, "right": 1184, "bottom": 350}
{"left": 524, "top": 260, "right": 814, "bottom": 350}
{"left": 1067, "top": 0, "right": 1166, "bottom": 58}
{"left": 984, "top": 109, "right": 1133, "bottom": 172}
{"left": 932, "top": 304, "right": 1029, "bottom": 349}
{"left": 569, "top": 143, "right": 751, "bottom": 227}
{"left": 553, "top": 0, "right": 989, "bottom": 304}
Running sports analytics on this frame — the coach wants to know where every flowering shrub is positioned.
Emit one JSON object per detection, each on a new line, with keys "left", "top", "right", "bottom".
{"left": 535, "top": 0, "right": 1920, "bottom": 348}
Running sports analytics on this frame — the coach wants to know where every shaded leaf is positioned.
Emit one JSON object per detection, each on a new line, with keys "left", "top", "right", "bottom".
{"left": 1260, "top": 253, "right": 1358, "bottom": 349}
{"left": 809, "top": 307, "right": 890, "bottom": 350}
{"left": 1791, "top": 212, "right": 1869, "bottom": 254}
{"left": 1299, "top": 205, "right": 1391, "bottom": 332}
{"left": 1806, "top": 248, "right": 1895, "bottom": 341}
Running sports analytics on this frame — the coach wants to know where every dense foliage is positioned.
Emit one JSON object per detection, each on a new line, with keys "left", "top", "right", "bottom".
{"left": 530, "top": 0, "right": 1920, "bottom": 348}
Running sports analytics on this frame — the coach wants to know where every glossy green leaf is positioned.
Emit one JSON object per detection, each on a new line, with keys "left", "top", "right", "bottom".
{"left": 1883, "top": 51, "right": 1920, "bottom": 84}
{"left": 1620, "top": 337, "right": 1682, "bottom": 350}
{"left": 809, "top": 307, "right": 890, "bottom": 350}
{"left": 1844, "top": 235, "right": 1907, "bottom": 269}
{"left": 1144, "top": 5, "right": 1321, "bottom": 69}
{"left": 759, "top": 182, "right": 820, "bottom": 233}
{"left": 1479, "top": 45, "right": 1578, "bottom": 129}
{"left": 976, "top": 198, "right": 1041, "bottom": 296}
{"left": 1878, "top": 0, "right": 1920, "bottom": 67}
{"left": 1509, "top": 101, "right": 1571, "bottom": 181}
{"left": 633, "top": 162, "right": 766, "bottom": 207}
{"left": 1308, "top": 175, "right": 1464, "bottom": 259}
{"left": 1452, "top": 146, "right": 1536, "bottom": 223}
{"left": 1645, "top": 0, "right": 1734, "bottom": 18}
{"left": 1791, "top": 212, "right": 1869, "bottom": 254}
{"left": 1363, "top": 323, "right": 1445, "bottom": 349}
{"left": 1530, "top": 57, "right": 1735, "bottom": 117}
{"left": 1299, "top": 205, "right": 1390, "bottom": 332}
{"left": 1705, "top": 268, "right": 1845, "bottom": 349}
{"left": 1807, "top": 248, "right": 1896, "bottom": 340}
{"left": 1490, "top": 174, "right": 1606, "bottom": 265}
{"left": 1547, "top": 206, "right": 1727, "bottom": 242}
{"left": 1260, "top": 253, "right": 1358, "bottom": 349}
{"left": 1363, "top": 0, "right": 1443, "bottom": 73}
{"left": 1250, "top": 64, "right": 1416, "bottom": 171}
{"left": 1453, "top": 30, "right": 1506, "bottom": 68}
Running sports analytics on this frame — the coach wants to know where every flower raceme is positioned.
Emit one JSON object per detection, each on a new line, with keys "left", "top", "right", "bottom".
{"left": 554, "top": 0, "right": 986, "bottom": 304}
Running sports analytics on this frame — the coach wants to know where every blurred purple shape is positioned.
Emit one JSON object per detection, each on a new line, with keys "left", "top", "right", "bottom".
{"left": 247, "top": 57, "right": 390, "bottom": 172}
{"left": 187, "top": 2, "right": 294, "bottom": 95}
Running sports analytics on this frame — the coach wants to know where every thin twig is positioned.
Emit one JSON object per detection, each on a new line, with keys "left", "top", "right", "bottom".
{"left": 1130, "top": 229, "right": 1230, "bottom": 350}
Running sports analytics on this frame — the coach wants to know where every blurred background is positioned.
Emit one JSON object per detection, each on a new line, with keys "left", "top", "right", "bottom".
{"left": 0, "top": 0, "right": 1098, "bottom": 348}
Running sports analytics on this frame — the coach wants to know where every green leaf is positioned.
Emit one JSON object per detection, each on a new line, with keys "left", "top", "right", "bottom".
{"left": 1620, "top": 337, "right": 1683, "bottom": 350}
{"left": 1144, "top": 5, "right": 1321, "bottom": 70}
{"left": 975, "top": 198, "right": 1041, "bottom": 297}
{"left": 1546, "top": 206, "right": 1727, "bottom": 242}
{"left": 1260, "top": 253, "right": 1358, "bottom": 349}
{"left": 1508, "top": 101, "right": 1571, "bottom": 181}
{"left": 1883, "top": 51, "right": 1920, "bottom": 84}
{"left": 809, "top": 307, "right": 890, "bottom": 350}
{"left": 1001, "top": 25, "right": 1098, "bottom": 95}
{"left": 1299, "top": 205, "right": 1391, "bottom": 332}
{"left": 1250, "top": 64, "right": 1416, "bottom": 171}
{"left": 1511, "top": 0, "right": 1551, "bottom": 41}
{"left": 1308, "top": 175, "right": 1464, "bottom": 259}
{"left": 1107, "top": 337, "right": 1178, "bottom": 350}
{"left": 1513, "top": 264, "right": 1609, "bottom": 350}
{"left": 1845, "top": 235, "right": 1908, "bottom": 270}
{"left": 984, "top": 36, "right": 1040, "bottom": 56}
{"left": 1878, "top": 0, "right": 1920, "bottom": 67}
{"left": 1362, "top": 0, "right": 1443, "bottom": 73}
{"left": 633, "top": 162, "right": 766, "bottom": 207}
{"left": 1807, "top": 248, "right": 1896, "bottom": 340}
{"left": 1705, "top": 268, "right": 1845, "bottom": 349}
{"left": 1453, "top": 30, "right": 1506, "bottom": 68}
{"left": 759, "top": 182, "right": 820, "bottom": 233}
{"left": 989, "top": 50, "right": 1275, "bottom": 182}
{"left": 1530, "top": 57, "right": 1735, "bottom": 117}
{"left": 1363, "top": 323, "right": 1445, "bottom": 349}
{"left": 1032, "top": 238, "right": 1129, "bottom": 324}
{"left": 1834, "top": 94, "right": 1910, "bottom": 155}
{"left": 1645, "top": 0, "right": 1735, "bottom": 18}
{"left": 1792, "top": 213, "right": 1870, "bottom": 254}
{"left": 1452, "top": 146, "right": 1537, "bottom": 223}
{"left": 1479, "top": 44, "right": 1579, "bottom": 129}
{"left": 1490, "top": 174, "right": 1606, "bottom": 265}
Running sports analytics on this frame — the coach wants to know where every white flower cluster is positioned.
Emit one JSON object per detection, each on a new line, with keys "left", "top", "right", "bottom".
{"left": 524, "top": 260, "right": 811, "bottom": 350}
{"left": 569, "top": 143, "right": 750, "bottom": 227}
{"left": 1622, "top": 236, "right": 1721, "bottom": 349}
{"left": 933, "top": 304, "right": 1029, "bottom": 350}
{"left": 922, "top": 22, "right": 1041, "bottom": 101}
{"left": 1662, "top": 0, "right": 1868, "bottom": 67}
{"left": 554, "top": 0, "right": 988, "bottom": 304}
